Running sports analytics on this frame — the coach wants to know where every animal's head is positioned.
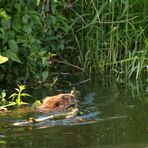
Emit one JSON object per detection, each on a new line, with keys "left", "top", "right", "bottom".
{"left": 61, "top": 93, "right": 77, "bottom": 107}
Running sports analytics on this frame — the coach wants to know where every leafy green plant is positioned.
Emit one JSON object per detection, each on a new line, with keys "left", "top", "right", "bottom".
{"left": 9, "top": 85, "right": 30, "bottom": 105}
{"left": 0, "top": 0, "right": 147, "bottom": 90}
{"left": 0, "top": 0, "right": 70, "bottom": 86}
{"left": 0, "top": 90, "right": 6, "bottom": 105}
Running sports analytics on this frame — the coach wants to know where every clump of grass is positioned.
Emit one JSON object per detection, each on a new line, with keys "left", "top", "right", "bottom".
{"left": 66, "top": 0, "right": 148, "bottom": 79}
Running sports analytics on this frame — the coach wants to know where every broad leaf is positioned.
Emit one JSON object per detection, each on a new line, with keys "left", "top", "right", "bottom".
{"left": 8, "top": 39, "right": 19, "bottom": 53}
{"left": 42, "top": 71, "right": 48, "bottom": 81}
{"left": 22, "top": 15, "right": 29, "bottom": 24}
{"left": 5, "top": 50, "right": 22, "bottom": 63}
{"left": 23, "top": 24, "right": 32, "bottom": 34}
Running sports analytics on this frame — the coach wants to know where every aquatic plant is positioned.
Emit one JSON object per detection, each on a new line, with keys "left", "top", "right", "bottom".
{"left": 0, "top": 90, "right": 6, "bottom": 105}
{"left": 9, "top": 85, "right": 30, "bottom": 105}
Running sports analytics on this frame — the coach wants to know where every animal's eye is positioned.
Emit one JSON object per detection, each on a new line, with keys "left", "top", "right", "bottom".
{"left": 54, "top": 102, "right": 60, "bottom": 107}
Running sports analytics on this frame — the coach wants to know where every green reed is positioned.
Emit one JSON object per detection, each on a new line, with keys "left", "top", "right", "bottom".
{"left": 68, "top": 0, "right": 148, "bottom": 79}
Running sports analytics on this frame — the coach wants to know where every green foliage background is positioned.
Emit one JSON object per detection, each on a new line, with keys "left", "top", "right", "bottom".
{"left": 0, "top": 0, "right": 147, "bottom": 87}
{"left": 0, "top": 0, "right": 70, "bottom": 86}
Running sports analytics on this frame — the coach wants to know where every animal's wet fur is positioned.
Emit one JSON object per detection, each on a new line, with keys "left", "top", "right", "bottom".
{"left": 38, "top": 91, "right": 77, "bottom": 112}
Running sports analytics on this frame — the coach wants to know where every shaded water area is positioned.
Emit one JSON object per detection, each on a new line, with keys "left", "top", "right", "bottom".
{"left": 0, "top": 74, "right": 148, "bottom": 148}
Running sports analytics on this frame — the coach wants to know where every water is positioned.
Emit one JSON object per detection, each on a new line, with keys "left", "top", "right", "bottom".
{"left": 0, "top": 75, "right": 148, "bottom": 148}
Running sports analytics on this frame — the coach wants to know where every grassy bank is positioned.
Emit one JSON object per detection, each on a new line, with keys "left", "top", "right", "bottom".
{"left": 65, "top": 0, "right": 148, "bottom": 79}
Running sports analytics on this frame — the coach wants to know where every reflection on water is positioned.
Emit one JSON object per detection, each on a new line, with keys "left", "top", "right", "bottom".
{"left": 0, "top": 75, "right": 148, "bottom": 148}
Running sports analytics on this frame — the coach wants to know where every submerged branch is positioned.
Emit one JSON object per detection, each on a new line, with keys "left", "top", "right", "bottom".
{"left": 13, "top": 108, "right": 79, "bottom": 126}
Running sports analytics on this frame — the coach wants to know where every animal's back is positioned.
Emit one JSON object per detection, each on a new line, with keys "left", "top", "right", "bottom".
{"left": 39, "top": 93, "right": 76, "bottom": 111}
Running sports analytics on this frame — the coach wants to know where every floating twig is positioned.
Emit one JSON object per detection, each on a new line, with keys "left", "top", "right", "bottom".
{"left": 13, "top": 108, "right": 79, "bottom": 126}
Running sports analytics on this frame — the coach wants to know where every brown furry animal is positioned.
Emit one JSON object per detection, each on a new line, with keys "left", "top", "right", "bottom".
{"left": 38, "top": 91, "right": 77, "bottom": 112}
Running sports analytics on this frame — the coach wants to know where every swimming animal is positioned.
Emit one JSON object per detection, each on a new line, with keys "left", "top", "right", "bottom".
{"left": 38, "top": 90, "right": 78, "bottom": 112}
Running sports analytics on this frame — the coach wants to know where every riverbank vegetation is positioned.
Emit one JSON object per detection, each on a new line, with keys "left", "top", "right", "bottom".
{"left": 0, "top": 0, "right": 147, "bottom": 90}
{"left": 67, "top": 0, "right": 148, "bottom": 79}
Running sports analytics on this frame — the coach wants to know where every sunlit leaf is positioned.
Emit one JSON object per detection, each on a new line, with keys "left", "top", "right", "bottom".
{"left": 1, "top": 90, "right": 6, "bottom": 98}
{"left": 9, "top": 93, "right": 17, "bottom": 98}
{"left": 15, "top": 88, "right": 19, "bottom": 92}
{"left": 18, "top": 85, "right": 26, "bottom": 91}
{"left": 0, "top": 55, "right": 8, "bottom": 64}
{"left": 20, "top": 93, "right": 31, "bottom": 97}
{"left": 0, "top": 8, "right": 10, "bottom": 20}
{"left": 36, "top": 0, "right": 40, "bottom": 6}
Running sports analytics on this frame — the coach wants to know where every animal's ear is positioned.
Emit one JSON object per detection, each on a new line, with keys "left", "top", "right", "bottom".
{"left": 61, "top": 95, "right": 68, "bottom": 100}
{"left": 62, "top": 95, "right": 73, "bottom": 100}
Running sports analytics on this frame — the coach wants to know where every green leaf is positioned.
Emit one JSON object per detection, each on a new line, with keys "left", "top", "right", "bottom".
{"left": 36, "top": 0, "right": 40, "bottom": 6}
{"left": 23, "top": 24, "right": 32, "bottom": 34}
{"left": 20, "top": 93, "right": 31, "bottom": 97}
{"left": 0, "top": 28, "right": 6, "bottom": 39}
{"left": 16, "top": 35, "right": 27, "bottom": 43}
{"left": 31, "top": 14, "right": 41, "bottom": 25}
{"left": 7, "top": 30, "right": 15, "bottom": 39}
{"left": 15, "top": 88, "right": 19, "bottom": 92}
{"left": 42, "top": 71, "right": 48, "bottom": 81}
{"left": 0, "top": 8, "right": 10, "bottom": 20}
{"left": 5, "top": 50, "right": 22, "bottom": 63}
{"left": 8, "top": 39, "right": 19, "bottom": 53}
{"left": 14, "top": 3, "right": 21, "bottom": 12}
{"left": 22, "top": 15, "right": 29, "bottom": 24}
{"left": 13, "top": 23, "right": 22, "bottom": 32}
{"left": 9, "top": 93, "right": 17, "bottom": 98}
{"left": 18, "top": 85, "right": 26, "bottom": 91}
{"left": 1, "top": 90, "right": 6, "bottom": 98}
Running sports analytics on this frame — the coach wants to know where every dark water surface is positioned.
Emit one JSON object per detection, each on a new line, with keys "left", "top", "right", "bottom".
{"left": 0, "top": 75, "right": 148, "bottom": 148}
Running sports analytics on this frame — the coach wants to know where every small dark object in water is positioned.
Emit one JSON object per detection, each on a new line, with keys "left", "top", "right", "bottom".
{"left": 38, "top": 90, "right": 78, "bottom": 112}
